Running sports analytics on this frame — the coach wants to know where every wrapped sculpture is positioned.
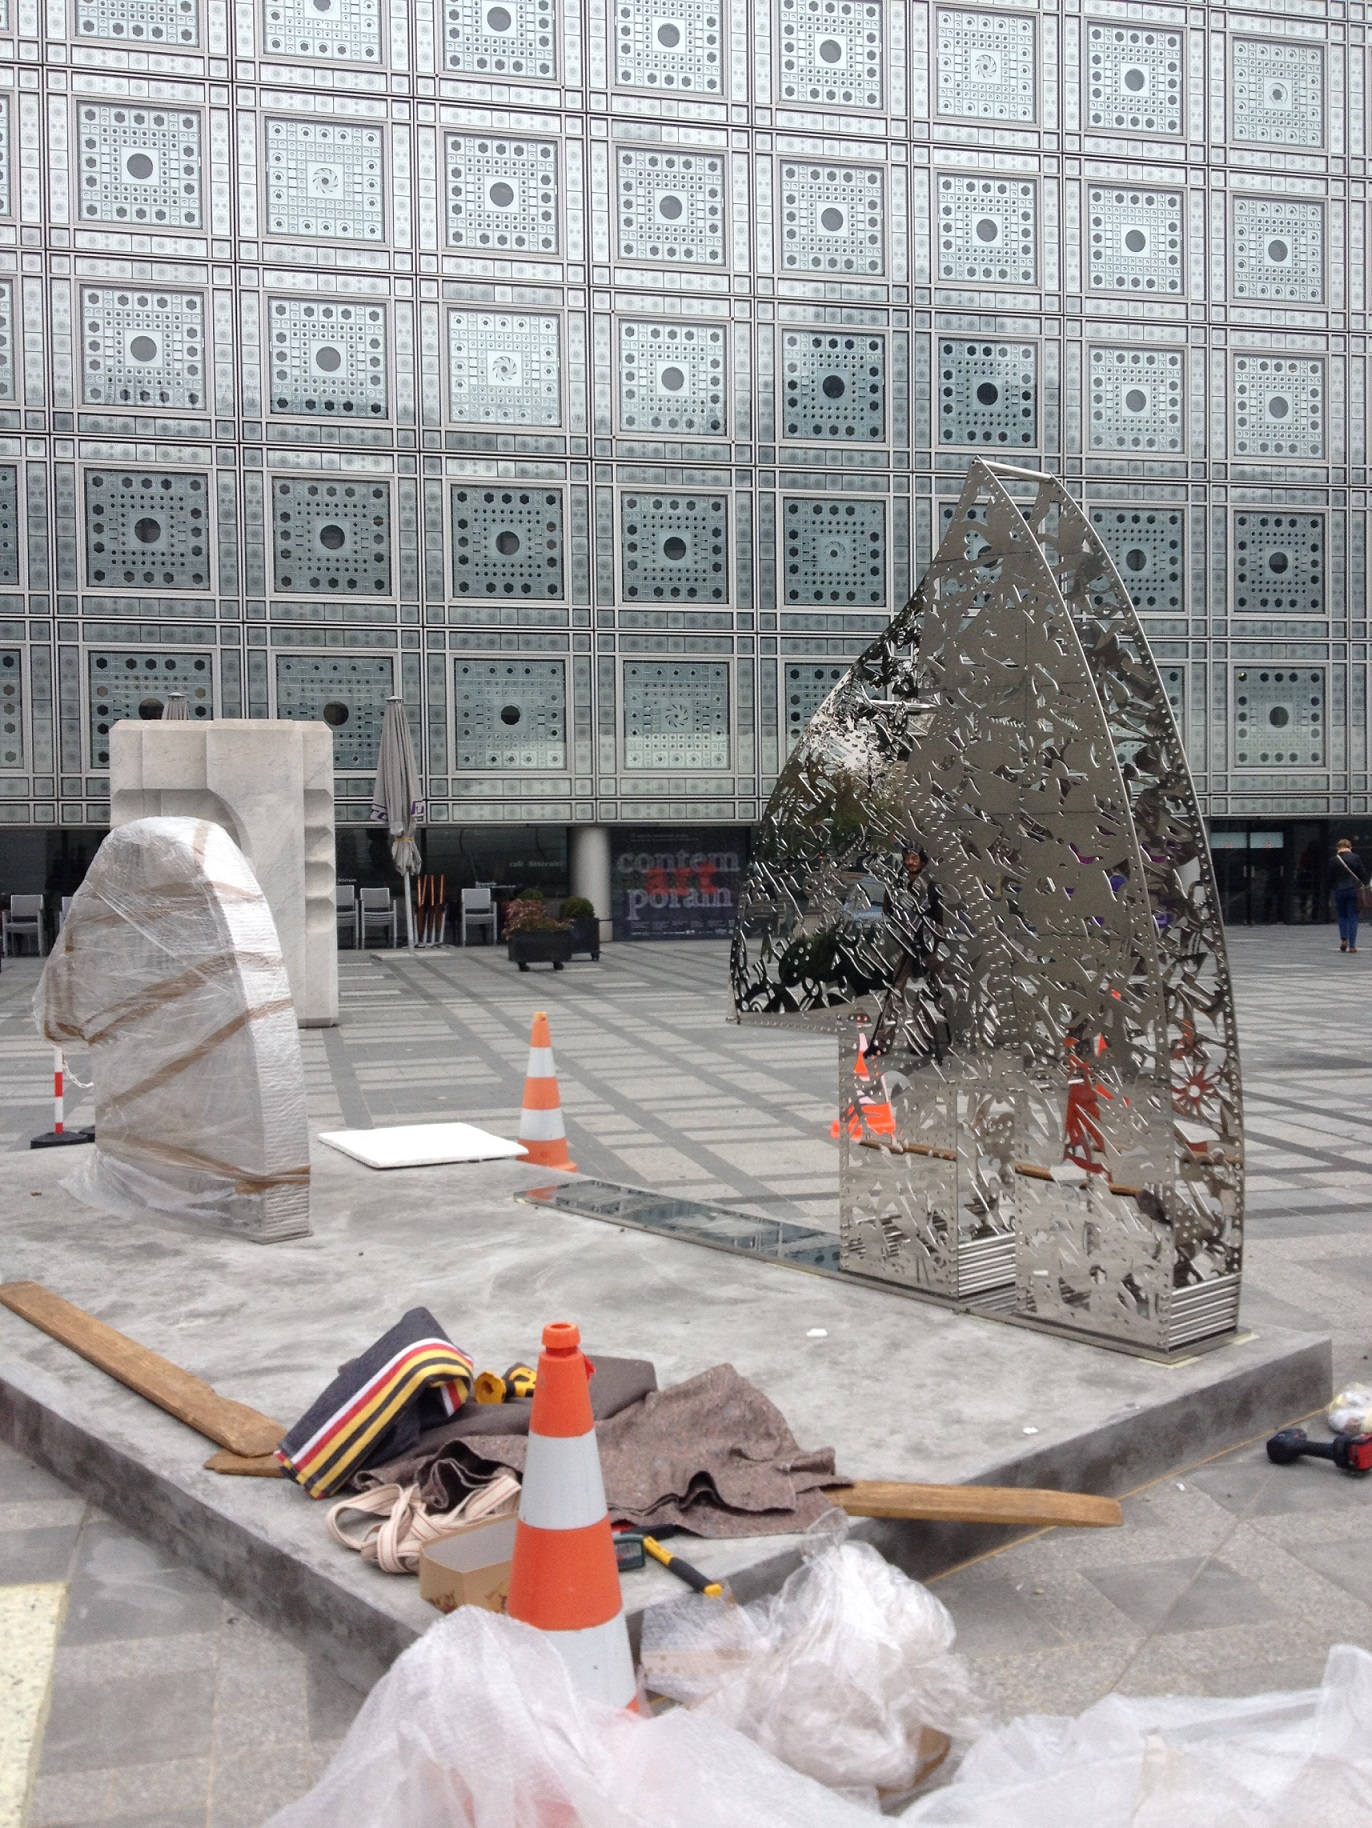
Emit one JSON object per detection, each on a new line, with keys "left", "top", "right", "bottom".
{"left": 732, "top": 461, "right": 1241, "bottom": 1357}
{"left": 37, "top": 815, "right": 311, "bottom": 1242}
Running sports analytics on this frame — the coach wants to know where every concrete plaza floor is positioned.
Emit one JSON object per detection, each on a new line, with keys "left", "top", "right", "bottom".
{"left": 1, "top": 923, "right": 1370, "bottom": 1825}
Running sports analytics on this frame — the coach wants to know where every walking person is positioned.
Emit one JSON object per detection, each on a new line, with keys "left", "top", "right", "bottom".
{"left": 1333, "top": 838, "right": 1367, "bottom": 953}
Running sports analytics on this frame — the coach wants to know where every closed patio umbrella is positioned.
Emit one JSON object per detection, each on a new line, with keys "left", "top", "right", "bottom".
{"left": 164, "top": 691, "right": 190, "bottom": 720}
{"left": 371, "top": 695, "right": 423, "bottom": 951}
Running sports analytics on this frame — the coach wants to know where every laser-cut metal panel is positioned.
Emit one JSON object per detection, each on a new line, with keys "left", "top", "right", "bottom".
{"left": 1234, "top": 667, "right": 1325, "bottom": 767}
{"left": 454, "top": 658, "right": 566, "bottom": 769}
{"left": 782, "top": 331, "right": 884, "bottom": 441}
{"left": 935, "top": 9, "right": 1035, "bottom": 122}
{"left": 0, "top": 285, "right": 16, "bottom": 403}
{"left": 785, "top": 661, "right": 847, "bottom": 749}
{"left": 448, "top": 311, "right": 560, "bottom": 426}
{"left": 78, "top": 0, "right": 198, "bottom": 44}
{"left": 619, "top": 321, "right": 725, "bottom": 435}
{"left": 1232, "top": 512, "right": 1324, "bottom": 614}
{"left": 0, "top": 650, "right": 21, "bottom": 769}
{"left": 1088, "top": 507, "right": 1184, "bottom": 616}
{"left": 445, "top": 0, "right": 555, "bottom": 78}
{"left": 938, "top": 339, "right": 1036, "bottom": 447}
{"left": 1232, "top": 356, "right": 1324, "bottom": 460}
{"left": 780, "top": 163, "right": 884, "bottom": 275}
{"left": 0, "top": 106, "right": 9, "bottom": 221}
{"left": 620, "top": 493, "right": 728, "bottom": 602}
{"left": 1160, "top": 663, "right": 1184, "bottom": 728}
{"left": 272, "top": 478, "right": 391, "bottom": 594}
{"left": 85, "top": 470, "right": 210, "bottom": 590}
{"left": 0, "top": 469, "right": 18, "bottom": 586}
{"left": 268, "top": 297, "right": 387, "bottom": 419}
{"left": 82, "top": 288, "right": 206, "bottom": 411}
{"left": 1232, "top": 39, "right": 1323, "bottom": 148}
{"left": 1087, "top": 348, "right": 1184, "bottom": 453}
{"left": 263, "top": 0, "right": 380, "bottom": 60}
{"left": 623, "top": 661, "right": 729, "bottom": 769}
{"left": 1087, "top": 187, "right": 1183, "bottom": 296}
{"left": 615, "top": 2, "right": 722, "bottom": 93}
{"left": 77, "top": 105, "right": 202, "bottom": 229}
{"left": 265, "top": 120, "right": 384, "bottom": 241}
{"left": 616, "top": 148, "right": 725, "bottom": 265}
{"left": 447, "top": 135, "right": 559, "bottom": 254}
{"left": 451, "top": 486, "right": 564, "bottom": 599}
{"left": 782, "top": 497, "right": 886, "bottom": 605}
{"left": 778, "top": 0, "right": 883, "bottom": 110}
{"left": 275, "top": 653, "right": 393, "bottom": 769}
{"left": 1231, "top": 199, "right": 1324, "bottom": 303}
{"left": 89, "top": 650, "right": 213, "bottom": 767}
{"left": 936, "top": 174, "right": 1036, "bottom": 285}
{"left": 1085, "top": 24, "right": 1183, "bottom": 134}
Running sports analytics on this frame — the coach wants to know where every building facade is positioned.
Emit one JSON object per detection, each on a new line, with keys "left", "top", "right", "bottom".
{"left": 0, "top": 0, "right": 1364, "bottom": 919}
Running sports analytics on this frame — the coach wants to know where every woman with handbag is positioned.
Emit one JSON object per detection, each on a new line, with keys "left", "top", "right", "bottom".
{"left": 1333, "top": 838, "right": 1368, "bottom": 953}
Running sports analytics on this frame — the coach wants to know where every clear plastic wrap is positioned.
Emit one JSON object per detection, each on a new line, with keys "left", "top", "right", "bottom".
{"left": 1327, "top": 1386, "right": 1372, "bottom": 1435}
{"left": 37, "top": 816, "right": 311, "bottom": 1242}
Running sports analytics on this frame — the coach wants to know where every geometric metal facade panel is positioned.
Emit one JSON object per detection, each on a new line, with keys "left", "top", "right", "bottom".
{"left": 0, "top": 285, "right": 16, "bottom": 403}
{"left": 779, "top": 163, "right": 884, "bottom": 275}
{"left": 263, "top": 0, "right": 380, "bottom": 62}
{"left": 268, "top": 298, "right": 387, "bottom": 419}
{"left": 614, "top": 3, "right": 723, "bottom": 93}
{"left": 782, "top": 332, "right": 884, "bottom": 441}
{"left": 1085, "top": 24, "right": 1183, "bottom": 134}
{"left": 449, "top": 312, "right": 561, "bottom": 425}
{"left": 0, "top": 650, "right": 20, "bottom": 769}
{"left": 616, "top": 148, "right": 725, "bottom": 265}
{"left": 78, "top": 0, "right": 197, "bottom": 44}
{"left": 1088, "top": 348, "right": 1184, "bottom": 453}
{"left": 455, "top": 659, "right": 566, "bottom": 770}
{"left": 271, "top": 478, "right": 391, "bottom": 594}
{"left": 623, "top": 661, "right": 729, "bottom": 770}
{"left": 445, "top": 0, "right": 555, "bottom": 78}
{"left": 1232, "top": 357, "right": 1324, "bottom": 461}
{"left": 1232, "top": 513, "right": 1324, "bottom": 615}
{"left": 1234, "top": 667, "right": 1325, "bottom": 767}
{"left": 275, "top": 653, "right": 394, "bottom": 769}
{"left": 935, "top": 9, "right": 1036, "bottom": 122}
{"left": 82, "top": 288, "right": 206, "bottom": 411}
{"left": 77, "top": 105, "right": 202, "bottom": 227}
{"left": 1230, "top": 199, "right": 1324, "bottom": 303}
{"left": 1089, "top": 508, "right": 1184, "bottom": 617}
{"left": 936, "top": 174, "right": 1036, "bottom": 285}
{"left": 446, "top": 135, "right": 559, "bottom": 253}
{"left": 620, "top": 494, "right": 728, "bottom": 601}
{"left": 778, "top": 0, "right": 883, "bottom": 109}
{"left": 782, "top": 498, "right": 886, "bottom": 605}
{"left": 938, "top": 340, "right": 1037, "bottom": 447}
{"left": 1086, "top": 188, "right": 1183, "bottom": 295}
{"left": 450, "top": 487, "right": 564, "bottom": 600}
{"left": 265, "top": 119, "right": 384, "bottom": 241}
{"left": 785, "top": 661, "right": 847, "bottom": 749}
{"left": 89, "top": 651, "right": 214, "bottom": 766}
{"left": 0, "top": 469, "right": 18, "bottom": 587}
{"left": 84, "top": 470, "right": 211, "bottom": 590}
{"left": 619, "top": 322, "right": 725, "bottom": 435}
{"left": 1231, "top": 39, "right": 1323, "bottom": 148}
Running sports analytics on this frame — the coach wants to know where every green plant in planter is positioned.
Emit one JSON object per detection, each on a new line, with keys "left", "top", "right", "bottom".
{"left": 516, "top": 886, "right": 546, "bottom": 902}
{"left": 561, "top": 896, "right": 597, "bottom": 920}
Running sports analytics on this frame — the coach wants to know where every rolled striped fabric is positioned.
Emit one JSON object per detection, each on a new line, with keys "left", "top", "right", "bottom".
{"left": 276, "top": 1307, "right": 474, "bottom": 1499}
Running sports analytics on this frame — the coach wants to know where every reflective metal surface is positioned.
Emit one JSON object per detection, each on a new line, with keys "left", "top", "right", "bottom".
{"left": 731, "top": 461, "right": 1242, "bottom": 1355}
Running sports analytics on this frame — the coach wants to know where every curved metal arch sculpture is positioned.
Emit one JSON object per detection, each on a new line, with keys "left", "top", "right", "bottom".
{"left": 732, "top": 461, "right": 1241, "bottom": 1356}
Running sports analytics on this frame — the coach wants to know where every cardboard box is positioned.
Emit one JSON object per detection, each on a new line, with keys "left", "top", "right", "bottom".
{"left": 418, "top": 1514, "right": 518, "bottom": 1615}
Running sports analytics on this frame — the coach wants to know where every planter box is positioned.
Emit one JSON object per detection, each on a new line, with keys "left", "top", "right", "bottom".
{"left": 566, "top": 917, "right": 601, "bottom": 961}
{"left": 507, "top": 930, "right": 573, "bottom": 972}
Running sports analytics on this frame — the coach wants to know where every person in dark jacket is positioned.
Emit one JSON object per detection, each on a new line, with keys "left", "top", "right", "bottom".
{"left": 1333, "top": 839, "right": 1367, "bottom": 953}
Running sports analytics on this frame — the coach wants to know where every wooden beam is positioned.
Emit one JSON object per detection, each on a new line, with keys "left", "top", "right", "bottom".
{"left": 831, "top": 1480, "right": 1122, "bottom": 1529}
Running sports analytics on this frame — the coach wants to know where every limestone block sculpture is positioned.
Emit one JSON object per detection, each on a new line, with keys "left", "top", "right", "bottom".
{"left": 38, "top": 816, "right": 311, "bottom": 1243}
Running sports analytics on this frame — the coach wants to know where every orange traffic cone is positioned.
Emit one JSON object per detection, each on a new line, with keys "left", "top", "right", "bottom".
{"left": 832, "top": 1030, "right": 897, "bottom": 1140}
{"left": 506, "top": 1321, "right": 638, "bottom": 1710}
{"left": 518, "top": 1011, "right": 577, "bottom": 1171}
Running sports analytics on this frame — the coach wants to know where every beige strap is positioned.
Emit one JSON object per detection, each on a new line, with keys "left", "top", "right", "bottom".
{"left": 326, "top": 1470, "right": 520, "bottom": 1575}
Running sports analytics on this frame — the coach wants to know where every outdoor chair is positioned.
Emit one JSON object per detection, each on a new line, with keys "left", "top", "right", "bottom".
{"left": 3, "top": 893, "right": 46, "bottom": 956}
{"left": 335, "top": 880, "right": 358, "bottom": 949}
{"left": 359, "top": 886, "right": 397, "bottom": 949}
{"left": 460, "top": 886, "right": 496, "bottom": 946}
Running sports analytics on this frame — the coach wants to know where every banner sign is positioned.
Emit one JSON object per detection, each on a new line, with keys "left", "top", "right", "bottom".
{"left": 611, "top": 828, "right": 748, "bottom": 941}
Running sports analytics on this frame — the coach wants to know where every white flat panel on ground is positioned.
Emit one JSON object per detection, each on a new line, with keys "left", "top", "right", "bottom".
{"left": 318, "top": 1123, "right": 527, "bottom": 1169}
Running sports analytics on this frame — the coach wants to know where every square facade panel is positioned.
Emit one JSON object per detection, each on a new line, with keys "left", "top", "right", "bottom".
{"left": 617, "top": 149, "right": 724, "bottom": 265}
{"left": 268, "top": 298, "right": 387, "bottom": 418}
{"left": 76, "top": 105, "right": 202, "bottom": 228}
{"left": 935, "top": 10, "right": 1035, "bottom": 122}
{"left": 84, "top": 470, "right": 210, "bottom": 589}
{"left": 778, "top": 0, "right": 883, "bottom": 109}
{"left": 0, "top": 468, "right": 18, "bottom": 585}
{"left": 451, "top": 487, "right": 564, "bottom": 599}
{"left": 936, "top": 174, "right": 1035, "bottom": 285}
{"left": 1234, "top": 666, "right": 1325, "bottom": 766}
{"left": 619, "top": 321, "right": 725, "bottom": 435}
{"left": 1085, "top": 25, "right": 1183, "bottom": 134}
{"left": 782, "top": 330, "right": 884, "bottom": 441}
{"left": 265, "top": 119, "right": 384, "bottom": 241}
{"left": 1232, "top": 512, "right": 1323, "bottom": 614}
{"left": 1231, "top": 39, "right": 1323, "bottom": 148}
{"left": 455, "top": 659, "right": 566, "bottom": 769}
{"left": 1232, "top": 355, "right": 1323, "bottom": 460}
{"left": 782, "top": 497, "right": 886, "bottom": 605}
{"left": 623, "top": 661, "right": 729, "bottom": 769}
{"left": 1086, "top": 187, "right": 1183, "bottom": 295}
{"left": 272, "top": 478, "right": 391, "bottom": 594}
{"left": 445, "top": 0, "right": 556, "bottom": 78}
{"left": 938, "top": 339, "right": 1036, "bottom": 446}
{"left": 448, "top": 136, "right": 559, "bottom": 253}
{"left": 0, "top": 650, "right": 21, "bottom": 769}
{"left": 82, "top": 288, "right": 206, "bottom": 411}
{"left": 785, "top": 661, "right": 847, "bottom": 748}
{"left": 89, "top": 651, "right": 213, "bottom": 766}
{"left": 1087, "top": 347, "right": 1184, "bottom": 453}
{"left": 615, "top": 2, "right": 721, "bottom": 93}
{"left": 78, "top": 0, "right": 198, "bottom": 44}
{"left": 1231, "top": 198, "right": 1324, "bottom": 302}
{"left": 620, "top": 493, "right": 728, "bottom": 601}
{"left": 264, "top": 0, "right": 381, "bottom": 62}
{"left": 1088, "top": 507, "right": 1184, "bottom": 616}
{"left": 779, "top": 162, "right": 884, "bottom": 275}
{"left": 448, "top": 311, "right": 560, "bottom": 425}
{"left": 275, "top": 653, "right": 393, "bottom": 769}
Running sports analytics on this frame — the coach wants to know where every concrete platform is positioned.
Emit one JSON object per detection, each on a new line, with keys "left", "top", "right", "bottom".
{"left": 0, "top": 1139, "right": 1331, "bottom": 1693}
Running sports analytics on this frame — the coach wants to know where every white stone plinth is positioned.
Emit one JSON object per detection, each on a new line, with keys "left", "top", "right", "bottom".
{"left": 109, "top": 721, "right": 338, "bottom": 1028}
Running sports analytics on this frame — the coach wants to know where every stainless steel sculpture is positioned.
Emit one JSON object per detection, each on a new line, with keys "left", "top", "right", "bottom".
{"left": 732, "top": 461, "right": 1242, "bottom": 1356}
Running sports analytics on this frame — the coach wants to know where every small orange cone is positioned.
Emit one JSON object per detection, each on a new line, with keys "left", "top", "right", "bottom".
{"left": 518, "top": 1011, "right": 577, "bottom": 1171}
{"left": 832, "top": 1030, "right": 897, "bottom": 1140}
{"left": 506, "top": 1321, "right": 638, "bottom": 1710}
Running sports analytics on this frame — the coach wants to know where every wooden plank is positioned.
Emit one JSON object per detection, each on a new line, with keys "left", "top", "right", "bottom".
{"left": 831, "top": 1480, "right": 1122, "bottom": 1528}
{"left": 0, "top": 1281, "right": 283, "bottom": 1458}
{"left": 203, "top": 1450, "right": 283, "bottom": 1478}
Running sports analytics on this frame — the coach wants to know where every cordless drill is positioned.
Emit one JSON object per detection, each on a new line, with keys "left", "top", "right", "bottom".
{"left": 1267, "top": 1428, "right": 1372, "bottom": 1476}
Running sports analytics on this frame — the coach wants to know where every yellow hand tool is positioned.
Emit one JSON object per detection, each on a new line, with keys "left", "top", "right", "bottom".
{"left": 642, "top": 1535, "right": 725, "bottom": 1598}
